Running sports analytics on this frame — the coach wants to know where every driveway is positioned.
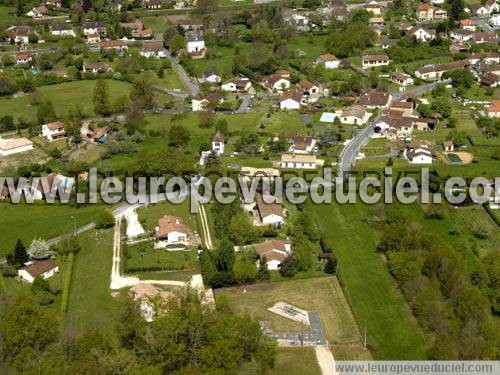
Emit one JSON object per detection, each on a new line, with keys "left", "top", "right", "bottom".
{"left": 235, "top": 95, "right": 252, "bottom": 114}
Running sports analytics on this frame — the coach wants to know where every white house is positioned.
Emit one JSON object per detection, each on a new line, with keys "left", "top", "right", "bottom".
{"left": 212, "top": 131, "right": 224, "bottom": 155}
{"left": 203, "top": 70, "right": 221, "bottom": 83}
{"left": 410, "top": 26, "right": 436, "bottom": 42}
{"left": 490, "top": 15, "right": 500, "bottom": 28}
{"left": 50, "top": 23, "right": 75, "bottom": 37}
{"left": 486, "top": 100, "right": 500, "bottom": 118}
{"left": 443, "top": 140, "right": 454, "bottom": 152}
{"left": 287, "top": 136, "right": 317, "bottom": 154}
{"left": 264, "top": 71, "right": 291, "bottom": 92}
{"left": 451, "top": 29, "right": 474, "bottom": 42}
{"left": 14, "top": 51, "right": 32, "bottom": 65}
{"left": 26, "top": 5, "right": 48, "bottom": 18}
{"left": 390, "top": 71, "right": 414, "bottom": 86}
{"left": 221, "top": 77, "right": 252, "bottom": 92}
{"left": 404, "top": 142, "right": 433, "bottom": 164}
{"left": 459, "top": 19, "right": 476, "bottom": 31}
{"left": 82, "top": 62, "right": 109, "bottom": 73}
{"left": 82, "top": 21, "right": 106, "bottom": 36}
{"left": 42, "top": 121, "right": 66, "bottom": 142}
{"left": 256, "top": 198, "right": 285, "bottom": 226}
{"left": 18, "top": 259, "right": 59, "bottom": 283}
{"left": 335, "top": 105, "right": 368, "bottom": 125}
{"left": 361, "top": 54, "right": 390, "bottom": 69}
{"left": 186, "top": 33, "right": 206, "bottom": 58}
{"left": 7, "top": 26, "right": 36, "bottom": 44}
{"left": 0, "top": 137, "right": 33, "bottom": 156}
{"left": 254, "top": 240, "right": 292, "bottom": 270}
{"left": 280, "top": 89, "right": 303, "bottom": 110}
{"left": 315, "top": 53, "right": 340, "bottom": 69}
{"left": 280, "top": 154, "right": 317, "bottom": 169}
{"left": 140, "top": 41, "right": 166, "bottom": 58}
{"left": 155, "top": 215, "right": 194, "bottom": 249}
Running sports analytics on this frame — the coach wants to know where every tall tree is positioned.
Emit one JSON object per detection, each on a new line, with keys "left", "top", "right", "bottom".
{"left": 214, "top": 238, "right": 235, "bottom": 273}
{"left": 129, "top": 76, "right": 155, "bottom": 110}
{"left": 13, "top": 239, "right": 28, "bottom": 266}
{"left": 93, "top": 79, "right": 111, "bottom": 116}
{"left": 82, "top": 0, "right": 93, "bottom": 12}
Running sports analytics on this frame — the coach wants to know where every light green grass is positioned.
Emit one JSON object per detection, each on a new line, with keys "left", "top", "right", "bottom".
{"left": 0, "top": 202, "right": 105, "bottom": 257}
{"left": 123, "top": 242, "right": 199, "bottom": 272}
{"left": 266, "top": 347, "right": 321, "bottom": 375}
{"left": 0, "top": 80, "right": 131, "bottom": 121}
{"left": 314, "top": 200, "right": 429, "bottom": 359}
{"left": 216, "top": 276, "right": 372, "bottom": 360}
{"left": 137, "top": 199, "right": 197, "bottom": 232}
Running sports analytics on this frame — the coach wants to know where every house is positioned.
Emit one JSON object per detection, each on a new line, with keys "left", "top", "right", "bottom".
{"left": 451, "top": 29, "right": 474, "bottom": 42}
{"left": 15, "top": 51, "right": 32, "bottom": 65}
{"left": 390, "top": 71, "right": 414, "bottom": 86}
{"left": 240, "top": 167, "right": 280, "bottom": 183}
{"left": 373, "top": 115, "right": 414, "bottom": 137}
{"left": 221, "top": 77, "right": 252, "bottom": 92}
{"left": 470, "top": 4, "right": 490, "bottom": 16}
{"left": 82, "top": 62, "right": 109, "bottom": 73}
{"left": 86, "top": 33, "right": 100, "bottom": 44}
{"left": 486, "top": 0, "right": 500, "bottom": 13}
{"left": 99, "top": 39, "right": 128, "bottom": 52}
{"left": 254, "top": 240, "right": 292, "bottom": 270}
{"left": 284, "top": 12, "right": 311, "bottom": 33}
{"left": 336, "top": 105, "right": 367, "bottom": 125}
{"left": 191, "top": 93, "right": 223, "bottom": 112}
{"left": 486, "top": 100, "right": 500, "bottom": 118}
{"left": 280, "top": 154, "right": 317, "bottom": 169}
{"left": 484, "top": 52, "right": 500, "bottom": 65}
{"left": 176, "top": 19, "right": 204, "bottom": 33}
{"left": 0, "top": 137, "right": 33, "bottom": 156}
{"left": 410, "top": 26, "right": 436, "bottom": 42}
{"left": 443, "top": 140, "right": 454, "bottom": 152}
{"left": 474, "top": 32, "right": 497, "bottom": 45}
{"left": 203, "top": 69, "right": 221, "bottom": 84}
{"left": 364, "top": 1, "right": 384, "bottom": 15}
{"left": 212, "top": 131, "right": 224, "bottom": 154}
{"left": 481, "top": 72, "right": 500, "bottom": 87}
{"left": 18, "top": 260, "right": 59, "bottom": 283}
{"left": 415, "top": 59, "right": 470, "bottom": 81}
{"left": 45, "top": 0, "right": 62, "bottom": 7}
{"left": 256, "top": 198, "right": 285, "bottom": 226}
{"left": 120, "top": 19, "right": 152, "bottom": 38}
{"left": 93, "top": 127, "right": 110, "bottom": 143}
{"left": 82, "top": 21, "right": 106, "bottom": 36}
{"left": 26, "top": 5, "right": 48, "bottom": 18}
{"left": 460, "top": 19, "right": 476, "bottom": 31}
{"left": 41, "top": 121, "right": 66, "bottom": 142}
{"left": 369, "top": 17, "right": 385, "bottom": 27}
{"left": 361, "top": 54, "right": 390, "bottom": 69}
{"left": 129, "top": 283, "right": 177, "bottom": 322}
{"left": 50, "top": 23, "right": 75, "bottom": 37}
{"left": 186, "top": 33, "right": 206, "bottom": 59}
{"left": 280, "top": 89, "right": 303, "bottom": 110}
{"left": 264, "top": 71, "right": 291, "bottom": 92}
{"left": 417, "top": 4, "right": 447, "bottom": 21}
{"left": 491, "top": 14, "right": 500, "bottom": 27}
{"left": 155, "top": 215, "right": 194, "bottom": 248}
{"left": 315, "top": 53, "right": 340, "bottom": 69}
{"left": 142, "top": 0, "right": 165, "bottom": 9}
{"left": 140, "top": 41, "right": 166, "bottom": 58}
{"left": 287, "top": 136, "right": 317, "bottom": 154}
{"left": 358, "top": 90, "right": 391, "bottom": 109}
{"left": 7, "top": 25, "right": 36, "bottom": 44}
{"left": 404, "top": 142, "right": 433, "bottom": 164}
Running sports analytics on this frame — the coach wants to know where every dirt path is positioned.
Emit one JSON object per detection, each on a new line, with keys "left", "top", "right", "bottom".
{"left": 198, "top": 203, "right": 214, "bottom": 250}
{"left": 315, "top": 346, "right": 336, "bottom": 375}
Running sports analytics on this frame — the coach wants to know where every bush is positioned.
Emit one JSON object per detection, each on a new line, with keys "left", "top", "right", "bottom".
{"left": 279, "top": 256, "right": 297, "bottom": 278}
{"left": 1, "top": 266, "right": 17, "bottom": 277}
{"left": 95, "top": 211, "right": 115, "bottom": 229}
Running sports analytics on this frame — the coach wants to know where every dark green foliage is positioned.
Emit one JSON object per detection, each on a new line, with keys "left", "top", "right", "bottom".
{"left": 95, "top": 211, "right": 115, "bottom": 229}
{"left": 279, "top": 256, "right": 297, "bottom": 278}
{"left": 324, "top": 253, "right": 338, "bottom": 275}
{"left": 13, "top": 239, "right": 28, "bottom": 267}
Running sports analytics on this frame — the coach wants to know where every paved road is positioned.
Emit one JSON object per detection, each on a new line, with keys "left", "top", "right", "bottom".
{"left": 473, "top": 17, "right": 494, "bottom": 33}
{"left": 165, "top": 49, "right": 200, "bottom": 97}
{"left": 392, "top": 78, "right": 451, "bottom": 101}
{"left": 235, "top": 95, "right": 252, "bottom": 114}
{"left": 265, "top": 311, "right": 326, "bottom": 345}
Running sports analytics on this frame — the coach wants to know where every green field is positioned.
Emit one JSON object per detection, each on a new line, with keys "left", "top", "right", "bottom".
{"left": 0, "top": 80, "right": 132, "bottom": 121}
{"left": 137, "top": 199, "right": 196, "bottom": 232}
{"left": 267, "top": 347, "right": 320, "bottom": 375}
{"left": 66, "top": 228, "right": 121, "bottom": 334}
{"left": 314, "top": 201, "right": 429, "bottom": 359}
{"left": 0, "top": 202, "right": 105, "bottom": 257}
{"left": 123, "top": 242, "right": 199, "bottom": 272}
{"left": 0, "top": 5, "right": 26, "bottom": 24}
{"left": 216, "top": 276, "right": 372, "bottom": 360}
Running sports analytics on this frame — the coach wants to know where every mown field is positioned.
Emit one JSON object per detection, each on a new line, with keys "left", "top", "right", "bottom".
{"left": 0, "top": 202, "right": 105, "bottom": 258}
{"left": 215, "top": 276, "right": 372, "bottom": 360}
{"left": 314, "top": 200, "right": 429, "bottom": 359}
{"left": 267, "top": 347, "right": 320, "bottom": 375}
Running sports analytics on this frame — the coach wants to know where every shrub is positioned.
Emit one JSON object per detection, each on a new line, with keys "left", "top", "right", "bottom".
{"left": 95, "top": 211, "right": 115, "bottom": 229}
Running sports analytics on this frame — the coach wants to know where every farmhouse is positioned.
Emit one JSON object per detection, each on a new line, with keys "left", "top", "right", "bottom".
{"left": 7, "top": 26, "right": 37, "bottom": 44}
{"left": 50, "top": 23, "right": 75, "bottom": 37}
{"left": 337, "top": 105, "right": 367, "bottom": 125}
{"left": 15, "top": 51, "right": 32, "bottom": 65}
{"left": 361, "top": 54, "right": 390, "bottom": 69}
{"left": 404, "top": 142, "right": 433, "bottom": 164}
{"left": 415, "top": 59, "right": 470, "bottom": 81}
{"left": 256, "top": 198, "right": 285, "bottom": 226}
{"left": 358, "top": 90, "right": 391, "bottom": 109}
{"left": 26, "top": 5, "right": 48, "bottom": 18}
{"left": 221, "top": 77, "right": 252, "bottom": 92}
{"left": 203, "top": 70, "right": 221, "bottom": 83}
{"left": 82, "top": 62, "right": 109, "bottom": 73}
{"left": 186, "top": 33, "right": 206, "bottom": 59}
{"left": 315, "top": 53, "right": 340, "bottom": 69}
{"left": 254, "top": 240, "right": 292, "bottom": 270}
{"left": 42, "top": 121, "right": 66, "bottom": 142}
{"left": 410, "top": 26, "right": 436, "bottom": 42}
{"left": 280, "top": 154, "right": 317, "bottom": 169}
{"left": 155, "top": 215, "right": 194, "bottom": 248}
{"left": 486, "top": 100, "right": 500, "bottom": 118}
{"left": 417, "top": 4, "right": 447, "bottom": 21}
{"left": 99, "top": 39, "right": 128, "bottom": 52}
{"left": 280, "top": 89, "right": 303, "bottom": 110}
{"left": 287, "top": 136, "right": 317, "bottom": 154}
{"left": 459, "top": 19, "right": 476, "bottom": 31}
{"left": 82, "top": 21, "right": 106, "bottom": 36}
{"left": 0, "top": 137, "right": 34, "bottom": 156}
{"left": 240, "top": 167, "right": 280, "bottom": 182}
{"left": 390, "top": 71, "right": 414, "bottom": 86}
{"left": 18, "top": 259, "right": 59, "bottom": 283}
{"left": 140, "top": 41, "right": 166, "bottom": 58}
{"left": 451, "top": 29, "right": 474, "bottom": 42}
{"left": 265, "top": 72, "right": 291, "bottom": 92}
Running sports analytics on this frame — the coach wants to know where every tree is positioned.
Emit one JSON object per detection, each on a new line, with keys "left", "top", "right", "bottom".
{"left": 28, "top": 238, "right": 52, "bottom": 260}
{"left": 431, "top": 96, "right": 452, "bottom": 118}
{"left": 325, "top": 254, "right": 338, "bottom": 275}
{"left": 82, "top": 0, "right": 93, "bottom": 12}
{"left": 257, "top": 257, "right": 271, "bottom": 281}
{"left": 125, "top": 102, "right": 145, "bottom": 135}
{"left": 448, "top": 0, "right": 464, "bottom": 20}
{"left": 13, "top": 239, "right": 28, "bottom": 267}
{"left": 215, "top": 118, "right": 228, "bottom": 134}
{"left": 16, "top": 0, "right": 23, "bottom": 16}
{"left": 37, "top": 100, "right": 57, "bottom": 124}
{"left": 93, "top": 79, "right": 111, "bottom": 116}
{"left": 443, "top": 69, "right": 475, "bottom": 89}
{"left": 168, "top": 124, "right": 190, "bottom": 146}
{"left": 233, "top": 259, "right": 257, "bottom": 285}
{"left": 169, "top": 34, "right": 185, "bottom": 54}
{"left": 228, "top": 212, "right": 256, "bottom": 245}
{"left": 130, "top": 76, "right": 155, "bottom": 110}
{"left": 279, "top": 256, "right": 297, "bottom": 277}
{"left": 214, "top": 238, "right": 235, "bottom": 273}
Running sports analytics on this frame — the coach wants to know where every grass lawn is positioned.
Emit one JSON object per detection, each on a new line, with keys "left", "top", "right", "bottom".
{"left": 0, "top": 80, "right": 131, "bottom": 121}
{"left": 215, "top": 276, "right": 371, "bottom": 360}
{"left": 123, "top": 242, "right": 199, "bottom": 273}
{"left": 314, "top": 200, "right": 429, "bottom": 359}
{"left": 66, "top": 228, "right": 122, "bottom": 335}
{"left": 0, "top": 5, "right": 26, "bottom": 24}
{"left": 137, "top": 199, "right": 197, "bottom": 232}
{"left": 0, "top": 202, "right": 105, "bottom": 257}
{"left": 266, "top": 347, "right": 320, "bottom": 375}
{"left": 141, "top": 15, "right": 170, "bottom": 36}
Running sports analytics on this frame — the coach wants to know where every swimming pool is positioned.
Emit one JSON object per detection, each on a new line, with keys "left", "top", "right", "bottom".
{"left": 320, "top": 112, "right": 335, "bottom": 123}
{"left": 446, "top": 153, "right": 462, "bottom": 164}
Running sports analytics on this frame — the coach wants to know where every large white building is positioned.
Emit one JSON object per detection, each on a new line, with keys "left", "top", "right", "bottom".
{"left": 42, "top": 121, "right": 66, "bottom": 142}
{"left": 18, "top": 259, "right": 59, "bottom": 283}
{"left": 0, "top": 137, "right": 33, "bottom": 156}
